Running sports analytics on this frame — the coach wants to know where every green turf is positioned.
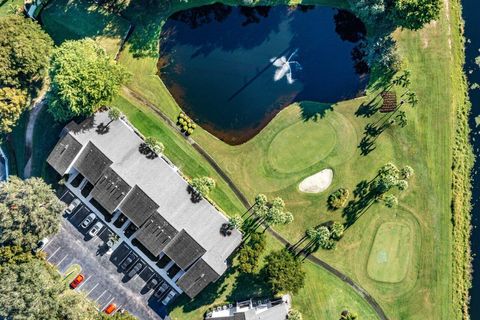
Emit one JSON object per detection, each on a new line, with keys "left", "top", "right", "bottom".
{"left": 267, "top": 115, "right": 337, "bottom": 173}
{"left": 367, "top": 221, "right": 413, "bottom": 283}
{"left": 40, "top": 0, "right": 131, "bottom": 56}
{"left": 0, "top": 0, "right": 22, "bottom": 16}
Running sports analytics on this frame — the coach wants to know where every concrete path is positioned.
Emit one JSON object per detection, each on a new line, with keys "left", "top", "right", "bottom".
{"left": 23, "top": 95, "right": 46, "bottom": 178}
{"left": 123, "top": 86, "right": 389, "bottom": 320}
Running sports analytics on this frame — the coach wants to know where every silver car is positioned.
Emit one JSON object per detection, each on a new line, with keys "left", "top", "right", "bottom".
{"left": 88, "top": 221, "right": 103, "bottom": 237}
{"left": 80, "top": 213, "right": 96, "bottom": 229}
{"left": 65, "top": 199, "right": 81, "bottom": 215}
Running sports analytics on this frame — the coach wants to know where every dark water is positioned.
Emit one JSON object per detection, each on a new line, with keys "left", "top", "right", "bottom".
{"left": 159, "top": 4, "right": 368, "bottom": 144}
{"left": 464, "top": 0, "right": 480, "bottom": 317}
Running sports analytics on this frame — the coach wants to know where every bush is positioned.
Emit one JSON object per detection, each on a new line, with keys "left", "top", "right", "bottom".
{"left": 263, "top": 249, "right": 305, "bottom": 294}
{"left": 177, "top": 112, "right": 196, "bottom": 135}
{"left": 328, "top": 188, "right": 350, "bottom": 210}
{"left": 237, "top": 232, "right": 266, "bottom": 273}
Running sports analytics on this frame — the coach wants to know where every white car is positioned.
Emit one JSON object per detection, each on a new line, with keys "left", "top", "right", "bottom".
{"left": 80, "top": 213, "right": 96, "bottom": 229}
{"left": 162, "top": 290, "right": 177, "bottom": 305}
{"left": 33, "top": 237, "right": 49, "bottom": 253}
{"left": 65, "top": 199, "right": 81, "bottom": 215}
{"left": 88, "top": 221, "right": 103, "bottom": 237}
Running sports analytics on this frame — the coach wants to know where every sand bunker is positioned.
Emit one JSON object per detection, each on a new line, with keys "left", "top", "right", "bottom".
{"left": 299, "top": 168, "right": 333, "bottom": 193}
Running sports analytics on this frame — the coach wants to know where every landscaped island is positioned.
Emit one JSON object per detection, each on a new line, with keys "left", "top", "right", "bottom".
{"left": 0, "top": 0, "right": 474, "bottom": 319}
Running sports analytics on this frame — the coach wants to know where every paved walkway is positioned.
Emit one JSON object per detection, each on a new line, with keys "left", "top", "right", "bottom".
{"left": 23, "top": 94, "right": 46, "bottom": 178}
{"left": 123, "top": 87, "right": 389, "bottom": 320}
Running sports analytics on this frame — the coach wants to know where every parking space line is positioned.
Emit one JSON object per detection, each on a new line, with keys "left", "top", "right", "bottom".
{"left": 70, "top": 205, "right": 84, "bottom": 219}
{"left": 41, "top": 239, "right": 55, "bottom": 251}
{"left": 118, "top": 250, "right": 132, "bottom": 265}
{"left": 130, "top": 274, "right": 139, "bottom": 282}
{"left": 76, "top": 275, "right": 91, "bottom": 290}
{"left": 56, "top": 254, "right": 69, "bottom": 267}
{"left": 103, "top": 297, "right": 115, "bottom": 312}
{"left": 86, "top": 283, "right": 99, "bottom": 297}
{"left": 59, "top": 191, "right": 70, "bottom": 201}
{"left": 46, "top": 247, "right": 61, "bottom": 262}
{"left": 95, "top": 290, "right": 107, "bottom": 302}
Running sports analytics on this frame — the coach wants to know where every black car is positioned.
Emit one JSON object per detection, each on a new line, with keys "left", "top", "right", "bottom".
{"left": 128, "top": 261, "right": 143, "bottom": 278}
{"left": 147, "top": 278, "right": 160, "bottom": 291}
{"left": 120, "top": 255, "right": 135, "bottom": 271}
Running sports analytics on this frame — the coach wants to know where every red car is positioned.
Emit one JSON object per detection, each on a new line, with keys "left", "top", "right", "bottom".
{"left": 69, "top": 274, "right": 84, "bottom": 289}
{"left": 104, "top": 303, "right": 117, "bottom": 315}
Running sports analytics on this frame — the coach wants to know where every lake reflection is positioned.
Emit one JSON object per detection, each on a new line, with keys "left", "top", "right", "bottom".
{"left": 159, "top": 4, "right": 368, "bottom": 144}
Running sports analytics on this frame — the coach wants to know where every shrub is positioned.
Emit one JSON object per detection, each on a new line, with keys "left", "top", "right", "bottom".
{"left": 328, "top": 188, "right": 350, "bottom": 209}
{"left": 237, "top": 232, "right": 266, "bottom": 273}
{"left": 177, "top": 112, "right": 196, "bottom": 135}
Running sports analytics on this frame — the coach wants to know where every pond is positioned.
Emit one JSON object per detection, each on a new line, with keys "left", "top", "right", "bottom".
{"left": 463, "top": 0, "right": 480, "bottom": 317}
{"left": 158, "top": 4, "right": 368, "bottom": 144}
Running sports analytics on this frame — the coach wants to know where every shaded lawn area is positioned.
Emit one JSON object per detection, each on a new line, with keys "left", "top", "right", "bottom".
{"left": 41, "top": 0, "right": 131, "bottom": 56}
{"left": 168, "top": 234, "right": 378, "bottom": 320}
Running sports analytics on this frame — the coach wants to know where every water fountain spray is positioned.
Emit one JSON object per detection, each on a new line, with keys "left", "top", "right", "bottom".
{"left": 270, "top": 49, "right": 302, "bottom": 84}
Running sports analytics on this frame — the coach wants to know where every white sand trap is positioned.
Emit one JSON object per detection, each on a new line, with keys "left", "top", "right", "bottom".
{"left": 299, "top": 168, "right": 333, "bottom": 193}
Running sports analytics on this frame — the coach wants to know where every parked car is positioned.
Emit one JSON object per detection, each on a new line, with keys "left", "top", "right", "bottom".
{"left": 127, "top": 261, "right": 143, "bottom": 278}
{"left": 80, "top": 213, "right": 96, "bottom": 229}
{"left": 120, "top": 255, "right": 135, "bottom": 271}
{"left": 69, "top": 274, "right": 85, "bottom": 289}
{"left": 88, "top": 221, "right": 103, "bottom": 237}
{"left": 146, "top": 277, "right": 159, "bottom": 291}
{"left": 103, "top": 303, "right": 116, "bottom": 314}
{"left": 65, "top": 199, "right": 81, "bottom": 215}
{"left": 162, "top": 290, "right": 177, "bottom": 305}
{"left": 154, "top": 283, "right": 169, "bottom": 299}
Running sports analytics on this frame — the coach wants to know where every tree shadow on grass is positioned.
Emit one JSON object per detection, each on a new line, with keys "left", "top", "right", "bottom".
{"left": 299, "top": 101, "right": 334, "bottom": 122}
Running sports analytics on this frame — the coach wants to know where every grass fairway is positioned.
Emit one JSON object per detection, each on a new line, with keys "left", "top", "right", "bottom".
{"left": 37, "top": 0, "right": 470, "bottom": 318}
{"left": 41, "top": 0, "right": 130, "bottom": 56}
{"left": 367, "top": 222, "right": 413, "bottom": 283}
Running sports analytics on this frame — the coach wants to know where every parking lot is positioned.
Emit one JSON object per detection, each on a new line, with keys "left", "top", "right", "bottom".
{"left": 43, "top": 191, "right": 171, "bottom": 320}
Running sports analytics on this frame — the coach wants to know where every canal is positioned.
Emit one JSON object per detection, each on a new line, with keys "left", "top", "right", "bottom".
{"left": 463, "top": 0, "right": 480, "bottom": 317}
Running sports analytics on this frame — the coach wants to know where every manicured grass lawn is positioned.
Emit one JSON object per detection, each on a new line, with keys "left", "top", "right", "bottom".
{"left": 366, "top": 221, "right": 412, "bottom": 283}
{"left": 0, "top": 0, "right": 22, "bottom": 16}
{"left": 169, "top": 234, "right": 378, "bottom": 320}
{"left": 41, "top": 0, "right": 131, "bottom": 56}
{"left": 38, "top": 0, "right": 469, "bottom": 319}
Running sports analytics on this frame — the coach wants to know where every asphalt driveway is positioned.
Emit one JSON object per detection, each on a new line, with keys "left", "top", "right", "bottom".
{"left": 43, "top": 192, "right": 169, "bottom": 320}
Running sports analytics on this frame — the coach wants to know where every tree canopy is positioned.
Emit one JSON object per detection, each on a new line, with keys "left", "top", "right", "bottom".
{"left": 0, "top": 177, "right": 65, "bottom": 250}
{"left": 47, "top": 39, "right": 130, "bottom": 121}
{"left": 0, "top": 15, "right": 53, "bottom": 89}
{"left": 191, "top": 176, "right": 216, "bottom": 197}
{"left": 0, "top": 87, "right": 27, "bottom": 133}
{"left": 263, "top": 249, "right": 305, "bottom": 294}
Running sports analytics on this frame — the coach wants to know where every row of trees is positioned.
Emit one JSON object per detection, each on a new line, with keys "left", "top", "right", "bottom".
{"left": 0, "top": 15, "right": 130, "bottom": 136}
{"left": 0, "top": 16, "right": 53, "bottom": 134}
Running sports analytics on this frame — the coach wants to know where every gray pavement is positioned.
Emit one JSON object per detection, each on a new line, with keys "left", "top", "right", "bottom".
{"left": 43, "top": 193, "right": 169, "bottom": 320}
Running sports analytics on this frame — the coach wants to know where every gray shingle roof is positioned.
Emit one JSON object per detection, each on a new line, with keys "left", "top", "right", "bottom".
{"left": 119, "top": 185, "right": 159, "bottom": 227}
{"left": 163, "top": 230, "right": 206, "bottom": 270}
{"left": 136, "top": 212, "right": 178, "bottom": 256}
{"left": 47, "top": 134, "right": 82, "bottom": 175}
{"left": 58, "top": 112, "right": 241, "bottom": 278}
{"left": 176, "top": 258, "right": 220, "bottom": 298}
{"left": 75, "top": 142, "right": 112, "bottom": 184}
{"left": 90, "top": 167, "right": 131, "bottom": 213}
